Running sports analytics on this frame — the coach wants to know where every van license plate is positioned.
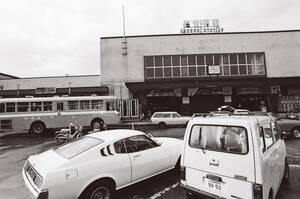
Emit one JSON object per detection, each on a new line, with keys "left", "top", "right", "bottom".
{"left": 205, "top": 179, "right": 223, "bottom": 192}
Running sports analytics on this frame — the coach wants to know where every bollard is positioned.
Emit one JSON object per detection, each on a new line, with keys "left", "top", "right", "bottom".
{"left": 131, "top": 122, "right": 134, "bottom": 130}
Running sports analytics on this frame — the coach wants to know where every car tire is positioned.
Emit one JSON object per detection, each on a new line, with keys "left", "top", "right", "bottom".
{"left": 80, "top": 180, "right": 114, "bottom": 199}
{"left": 283, "top": 161, "right": 290, "bottom": 182}
{"left": 30, "top": 122, "right": 46, "bottom": 135}
{"left": 158, "top": 122, "right": 166, "bottom": 128}
{"left": 291, "top": 127, "right": 300, "bottom": 139}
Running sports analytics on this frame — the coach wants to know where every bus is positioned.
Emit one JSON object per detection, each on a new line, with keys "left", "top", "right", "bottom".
{"left": 0, "top": 95, "right": 120, "bottom": 135}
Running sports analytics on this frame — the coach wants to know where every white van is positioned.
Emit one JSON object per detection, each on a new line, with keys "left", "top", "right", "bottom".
{"left": 180, "top": 115, "right": 289, "bottom": 199}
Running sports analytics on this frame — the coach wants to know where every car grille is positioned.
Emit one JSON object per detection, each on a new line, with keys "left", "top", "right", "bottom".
{"left": 24, "top": 161, "right": 43, "bottom": 188}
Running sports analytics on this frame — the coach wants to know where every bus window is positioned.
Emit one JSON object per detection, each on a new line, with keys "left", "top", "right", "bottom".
{"left": 43, "top": 102, "right": 52, "bottom": 111}
{"left": 30, "top": 102, "right": 42, "bottom": 112}
{"left": 0, "top": 103, "right": 4, "bottom": 113}
{"left": 106, "top": 101, "right": 116, "bottom": 110}
{"left": 68, "top": 101, "right": 78, "bottom": 110}
{"left": 6, "top": 103, "right": 16, "bottom": 112}
{"left": 57, "top": 102, "right": 64, "bottom": 111}
{"left": 17, "top": 102, "right": 29, "bottom": 112}
{"left": 91, "top": 100, "right": 103, "bottom": 110}
{"left": 80, "top": 100, "right": 91, "bottom": 110}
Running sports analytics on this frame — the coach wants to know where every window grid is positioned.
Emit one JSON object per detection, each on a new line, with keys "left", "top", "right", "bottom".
{"left": 145, "top": 53, "right": 265, "bottom": 79}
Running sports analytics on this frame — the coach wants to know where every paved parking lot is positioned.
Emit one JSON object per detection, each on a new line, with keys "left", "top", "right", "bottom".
{"left": 0, "top": 127, "right": 300, "bottom": 199}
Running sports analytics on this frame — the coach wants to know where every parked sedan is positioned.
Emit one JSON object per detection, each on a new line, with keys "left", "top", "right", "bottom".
{"left": 256, "top": 112, "right": 300, "bottom": 139}
{"left": 22, "top": 129, "right": 182, "bottom": 199}
{"left": 151, "top": 111, "right": 192, "bottom": 128}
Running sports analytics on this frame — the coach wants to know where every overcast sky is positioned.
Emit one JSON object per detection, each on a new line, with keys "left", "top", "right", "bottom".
{"left": 1, "top": 0, "right": 300, "bottom": 78}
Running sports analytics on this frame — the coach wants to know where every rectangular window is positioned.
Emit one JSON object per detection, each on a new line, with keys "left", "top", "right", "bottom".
{"left": 263, "top": 123, "right": 274, "bottom": 149}
{"left": 172, "top": 55, "right": 180, "bottom": 66}
{"left": 164, "top": 68, "right": 172, "bottom": 77}
{"left": 238, "top": 54, "right": 246, "bottom": 64}
{"left": 256, "top": 65, "right": 265, "bottom": 75}
{"left": 163, "top": 56, "right": 171, "bottom": 66}
{"left": 231, "top": 65, "right": 238, "bottom": 75}
{"left": 91, "top": 100, "right": 103, "bottom": 110}
{"left": 189, "top": 125, "right": 248, "bottom": 154}
{"left": 43, "top": 102, "right": 52, "bottom": 111}
{"left": 206, "top": 55, "right": 213, "bottom": 65}
{"left": 80, "top": 100, "right": 91, "bottom": 110}
{"left": 173, "top": 67, "right": 180, "bottom": 77}
{"left": 68, "top": 101, "right": 78, "bottom": 110}
{"left": 223, "top": 66, "right": 230, "bottom": 75}
{"left": 188, "top": 55, "right": 196, "bottom": 66}
{"left": 230, "top": 54, "right": 237, "bottom": 64}
{"left": 155, "top": 68, "right": 163, "bottom": 78}
{"left": 247, "top": 54, "right": 255, "bottom": 65}
{"left": 17, "top": 102, "right": 29, "bottom": 112}
{"left": 182, "top": 67, "right": 188, "bottom": 76}
{"left": 181, "top": 56, "right": 188, "bottom": 66}
{"left": 214, "top": 55, "right": 221, "bottom": 65}
{"left": 197, "top": 55, "right": 205, "bottom": 65}
{"left": 0, "top": 103, "right": 4, "bottom": 113}
{"left": 222, "top": 54, "right": 229, "bottom": 65}
{"left": 239, "top": 65, "right": 247, "bottom": 75}
{"left": 247, "top": 65, "right": 255, "bottom": 75}
{"left": 154, "top": 56, "right": 162, "bottom": 67}
{"left": 197, "top": 66, "right": 206, "bottom": 76}
{"left": 189, "top": 67, "right": 196, "bottom": 76}
{"left": 146, "top": 68, "right": 154, "bottom": 78}
{"left": 144, "top": 57, "right": 154, "bottom": 67}
{"left": 30, "top": 102, "right": 42, "bottom": 112}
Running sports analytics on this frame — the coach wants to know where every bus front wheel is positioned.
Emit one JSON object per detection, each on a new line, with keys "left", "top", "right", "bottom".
{"left": 30, "top": 122, "right": 46, "bottom": 135}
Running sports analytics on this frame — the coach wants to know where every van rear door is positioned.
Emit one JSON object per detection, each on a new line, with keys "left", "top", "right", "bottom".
{"left": 184, "top": 120, "right": 255, "bottom": 199}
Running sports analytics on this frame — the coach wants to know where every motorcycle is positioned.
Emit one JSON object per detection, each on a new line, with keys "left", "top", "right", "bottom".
{"left": 55, "top": 123, "right": 84, "bottom": 144}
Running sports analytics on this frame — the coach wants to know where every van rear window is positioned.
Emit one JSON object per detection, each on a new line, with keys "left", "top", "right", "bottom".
{"left": 189, "top": 125, "right": 248, "bottom": 154}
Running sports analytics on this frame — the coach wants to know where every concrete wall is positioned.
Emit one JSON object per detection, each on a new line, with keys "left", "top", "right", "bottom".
{"left": 100, "top": 30, "right": 300, "bottom": 86}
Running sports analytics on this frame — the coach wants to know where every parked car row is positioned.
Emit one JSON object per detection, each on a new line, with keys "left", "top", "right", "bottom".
{"left": 150, "top": 108, "right": 300, "bottom": 139}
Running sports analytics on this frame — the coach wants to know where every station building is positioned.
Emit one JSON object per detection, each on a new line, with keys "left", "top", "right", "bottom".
{"left": 100, "top": 29, "right": 300, "bottom": 118}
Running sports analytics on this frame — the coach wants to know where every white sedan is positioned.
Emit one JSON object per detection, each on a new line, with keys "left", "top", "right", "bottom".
{"left": 22, "top": 129, "right": 182, "bottom": 199}
{"left": 151, "top": 111, "right": 192, "bottom": 128}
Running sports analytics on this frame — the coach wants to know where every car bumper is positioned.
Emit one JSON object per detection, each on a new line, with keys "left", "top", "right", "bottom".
{"left": 181, "top": 182, "right": 226, "bottom": 199}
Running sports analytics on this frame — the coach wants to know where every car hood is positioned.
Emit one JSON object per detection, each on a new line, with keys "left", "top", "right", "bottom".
{"left": 28, "top": 149, "right": 68, "bottom": 177}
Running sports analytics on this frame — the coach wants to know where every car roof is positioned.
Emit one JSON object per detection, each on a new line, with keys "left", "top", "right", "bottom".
{"left": 87, "top": 129, "right": 145, "bottom": 142}
{"left": 153, "top": 111, "right": 178, "bottom": 114}
{"left": 190, "top": 115, "right": 273, "bottom": 126}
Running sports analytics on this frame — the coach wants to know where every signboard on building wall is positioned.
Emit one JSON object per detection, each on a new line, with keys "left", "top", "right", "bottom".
{"left": 182, "top": 97, "right": 190, "bottom": 104}
{"left": 147, "top": 90, "right": 174, "bottom": 97}
{"left": 207, "top": 65, "right": 221, "bottom": 75}
{"left": 36, "top": 87, "right": 56, "bottom": 94}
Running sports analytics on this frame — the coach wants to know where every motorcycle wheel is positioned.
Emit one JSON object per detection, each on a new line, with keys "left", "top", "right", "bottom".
{"left": 55, "top": 134, "right": 67, "bottom": 144}
{"left": 76, "top": 133, "right": 83, "bottom": 139}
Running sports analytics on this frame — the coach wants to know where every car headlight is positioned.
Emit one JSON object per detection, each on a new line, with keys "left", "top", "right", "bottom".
{"left": 35, "top": 174, "right": 44, "bottom": 188}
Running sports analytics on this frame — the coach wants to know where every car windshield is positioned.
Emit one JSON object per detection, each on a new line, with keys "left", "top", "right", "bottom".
{"left": 189, "top": 125, "right": 248, "bottom": 154}
{"left": 53, "top": 137, "right": 104, "bottom": 159}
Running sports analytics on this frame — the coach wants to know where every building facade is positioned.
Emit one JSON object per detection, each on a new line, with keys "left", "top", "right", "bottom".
{"left": 100, "top": 30, "right": 300, "bottom": 117}
{"left": 0, "top": 75, "right": 109, "bottom": 98}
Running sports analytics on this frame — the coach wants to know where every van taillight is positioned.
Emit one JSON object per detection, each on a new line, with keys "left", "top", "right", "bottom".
{"left": 180, "top": 166, "right": 186, "bottom": 181}
{"left": 253, "top": 183, "right": 263, "bottom": 199}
